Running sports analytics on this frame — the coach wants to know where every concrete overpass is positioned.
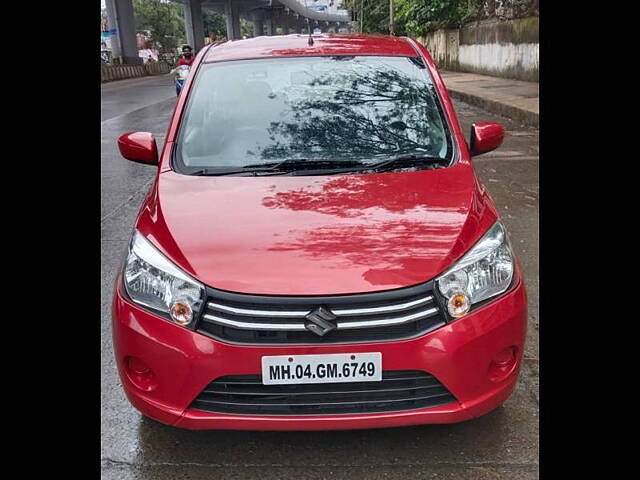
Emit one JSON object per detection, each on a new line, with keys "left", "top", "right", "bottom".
{"left": 105, "top": 0, "right": 352, "bottom": 64}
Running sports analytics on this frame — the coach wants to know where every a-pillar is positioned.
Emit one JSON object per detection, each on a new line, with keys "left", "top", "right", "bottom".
{"left": 224, "top": 0, "right": 242, "bottom": 40}
{"left": 104, "top": 0, "right": 141, "bottom": 64}
{"left": 183, "top": 0, "right": 205, "bottom": 51}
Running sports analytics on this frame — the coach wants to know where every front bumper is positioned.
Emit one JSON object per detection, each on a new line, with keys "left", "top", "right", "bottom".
{"left": 112, "top": 274, "right": 527, "bottom": 431}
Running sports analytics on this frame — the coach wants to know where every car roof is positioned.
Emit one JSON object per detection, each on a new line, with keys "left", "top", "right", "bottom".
{"left": 203, "top": 34, "right": 420, "bottom": 63}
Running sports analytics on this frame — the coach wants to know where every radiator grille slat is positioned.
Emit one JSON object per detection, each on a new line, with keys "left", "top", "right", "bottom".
{"left": 189, "top": 370, "right": 457, "bottom": 415}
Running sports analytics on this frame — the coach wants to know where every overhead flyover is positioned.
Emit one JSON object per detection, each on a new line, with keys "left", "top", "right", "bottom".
{"left": 105, "top": 0, "right": 352, "bottom": 64}
{"left": 200, "top": 0, "right": 352, "bottom": 42}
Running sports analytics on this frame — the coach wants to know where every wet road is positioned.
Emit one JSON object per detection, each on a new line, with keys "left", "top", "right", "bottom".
{"left": 101, "top": 75, "right": 539, "bottom": 479}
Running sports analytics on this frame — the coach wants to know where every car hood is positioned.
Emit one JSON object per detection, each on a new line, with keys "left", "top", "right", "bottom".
{"left": 137, "top": 164, "right": 497, "bottom": 295}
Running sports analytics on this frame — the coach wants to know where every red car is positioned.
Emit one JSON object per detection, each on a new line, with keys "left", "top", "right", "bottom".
{"left": 113, "top": 34, "right": 527, "bottom": 430}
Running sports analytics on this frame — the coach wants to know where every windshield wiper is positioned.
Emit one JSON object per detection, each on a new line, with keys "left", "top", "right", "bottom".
{"left": 244, "top": 159, "right": 365, "bottom": 172}
{"left": 362, "top": 154, "right": 448, "bottom": 173}
{"left": 189, "top": 159, "right": 366, "bottom": 176}
{"left": 188, "top": 156, "right": 445, "bottom": 177}
{"left": 189, "top": 167, "right": 281, "bottom": 176}
{"left": 262, "top": 156, "right": 446, "bottom": 175}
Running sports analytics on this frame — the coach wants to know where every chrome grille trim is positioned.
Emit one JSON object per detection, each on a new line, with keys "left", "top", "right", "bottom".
{"left": 206, "top": 302, "right": 308, "bottom": 317}
{"left": 337, "top": 308, "right": 439, "bottom": 329}
{"left": 202, "top": 306, "right": 439, "bottom": 331}
{"left": 196, "top": 281, "right": 446, "bottom": 344}
{"left": 202, "top": 314, "right": 308, "bottom": 331}
{"left": 332, "top": 295, "right": 433, "bottom": 316}
{"left": 206, "top": 295, "right": 434, "bottom": 318}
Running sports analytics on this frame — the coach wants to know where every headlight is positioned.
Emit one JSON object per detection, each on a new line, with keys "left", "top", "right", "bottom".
{"left": 436, "top": 221, "right": 514, "bottom": 318}
{"left": 124, "top": 231, "right": 204, "bottom": 327}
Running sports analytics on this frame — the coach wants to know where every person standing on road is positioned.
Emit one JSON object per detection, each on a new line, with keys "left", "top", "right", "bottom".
{"left": 177, "top": 45, "right": 195, "bottom": 67}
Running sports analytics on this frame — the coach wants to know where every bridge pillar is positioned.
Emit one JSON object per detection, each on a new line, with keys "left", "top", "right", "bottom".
{"left": 265, "top": 12, "right": 275, "bottom": 36}
{"left": 289, "top": 16, "right": 300, "bottom": 34}
{"left": 184, "top": 0, "right": 205, "bottom": 52}
{"left": 104, "top": 0, "right": 141, "bottom": 64}
{"left": 281, "top": 15, "right": 291, "bottom": 34}
{"left": 224, "top": 0, "right": 242, "bottom": 40}
{"left": 250, "top": 10, "right": 264, "bottom": 37}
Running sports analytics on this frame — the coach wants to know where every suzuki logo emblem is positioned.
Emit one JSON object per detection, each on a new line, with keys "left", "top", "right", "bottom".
{"left": 305, "top": 306, "right": 337, "bottom": 336}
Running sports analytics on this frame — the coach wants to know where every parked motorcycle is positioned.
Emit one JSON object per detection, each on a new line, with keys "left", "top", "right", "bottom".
{"left": 174, "top": 65, "right": 190, "bottom": 96}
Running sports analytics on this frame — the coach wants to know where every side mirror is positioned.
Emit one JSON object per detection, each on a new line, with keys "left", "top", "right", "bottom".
{"left": 117, "top": 132, "right": 158, "bottom": 165}
{"left": 469, "top": 122, "right": 504, "bottom": 156}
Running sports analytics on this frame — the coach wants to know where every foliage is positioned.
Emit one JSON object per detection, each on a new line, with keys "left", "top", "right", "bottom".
{"left": 240, "top": 19, "right": 254, "bottom": 38}
{"left": 133, "top": 0, "right": 185, "bottom": 52}
{"left": 203, "top": 10, "right": 227, "bottom": 41}
{"left": 477, "top": 0, "right": 539, "bottom": 21}
{"left": 202, "top": 11, "right": 252, "bottom": 41}
{"left": 396, "top": 0, "right": 479, "bottom": 37}
{"left": 343, "top": 0, "right": 480, "bottom": 37}
{"left": 343, "top": 0, "right": 399, "bottom": 35}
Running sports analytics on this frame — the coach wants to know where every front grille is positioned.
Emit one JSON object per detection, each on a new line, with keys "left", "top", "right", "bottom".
{"left": 189, "top": 370, "right": 457, "bottom": 415}
{"left": 195, "top": 282, "right": 446, "bottom": 344}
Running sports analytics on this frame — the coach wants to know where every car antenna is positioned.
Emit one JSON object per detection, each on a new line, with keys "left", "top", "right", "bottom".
{"left": 304, "top": 0, "right": 314, "bottom": 46}
{"left": 307, "top": 18, "right": 314, "bottom": 46}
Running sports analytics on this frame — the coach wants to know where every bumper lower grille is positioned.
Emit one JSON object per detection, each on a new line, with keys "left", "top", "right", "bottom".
{"left": 189, "top": 370, "right": 457, "bottom": 415}
{"left": 196, "top": 282, "right": 446, "bottom": 344}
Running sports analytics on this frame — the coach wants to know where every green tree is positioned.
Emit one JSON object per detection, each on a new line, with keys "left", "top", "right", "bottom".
{"left": 202, "top": 11, "right": 253, "bottom": 41}
{"left": 133, "top": 0, "right": 186, "bottom": 53}
{"left": 240, "top": 18, "right": 253, "bottom": 38}
{"left": 344, "top": 0, "right": 399, "bottom": 35}
{"left": 343, "top": 0, "right": 479, "bottom": 37}
{"left": 396, "top": 0, "right": 478, "bottom": 37}
{"left": 203, "top": 9, "right": 227, "bottom": 41}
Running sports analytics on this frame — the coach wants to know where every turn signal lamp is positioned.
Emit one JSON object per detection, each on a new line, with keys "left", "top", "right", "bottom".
{"left": 170, "top": 301, "right": 194, "bottom": 325}
{"left": 448, "top": 293, "right": 470, "bottom": 317}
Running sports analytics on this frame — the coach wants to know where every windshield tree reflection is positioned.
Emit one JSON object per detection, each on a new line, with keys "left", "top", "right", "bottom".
{"left": 257, "top": 62, "right": 450, "bottom": 162}
{"left": 177, "top": 56, "right": 451, "bottom": 169}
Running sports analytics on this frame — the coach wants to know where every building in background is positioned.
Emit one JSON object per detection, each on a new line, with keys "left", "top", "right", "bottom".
{"left": 101, "top": 7, "right": 113, "bottom": 63}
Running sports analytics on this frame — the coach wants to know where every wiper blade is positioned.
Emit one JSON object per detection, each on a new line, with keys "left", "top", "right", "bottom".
{"left": 363, "top": 154, "right": 447, "bottom": 173}
{"left": 190, "top": 168, "right": 275, "bottom": 176}
{"left": 188, "top": 156, "right": 445, "bottom": 177}
{"left": 243, "top": 158, "right": 365, "bottom": 172}
{"left": 274, "top": 155, "right": 447, "bottom": 176}
{"left": 190, "top": 159, "right": 366, "bottom": 176}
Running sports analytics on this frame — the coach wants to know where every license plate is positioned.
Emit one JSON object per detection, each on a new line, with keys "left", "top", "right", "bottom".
{"left": 261, "top": 352, "right": 382, "bottom": 385}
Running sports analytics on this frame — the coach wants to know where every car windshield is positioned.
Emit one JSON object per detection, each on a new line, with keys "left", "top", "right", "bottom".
{"left": 175, "top": 55, "right": 453, "bottom": 173}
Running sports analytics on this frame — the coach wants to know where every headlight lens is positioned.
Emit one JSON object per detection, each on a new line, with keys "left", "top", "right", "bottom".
{"left": 436, "top": 221, "right": 514, "bottom": 318}
{"left": 124, "top": 231, "right": 204, "bottom": 327}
